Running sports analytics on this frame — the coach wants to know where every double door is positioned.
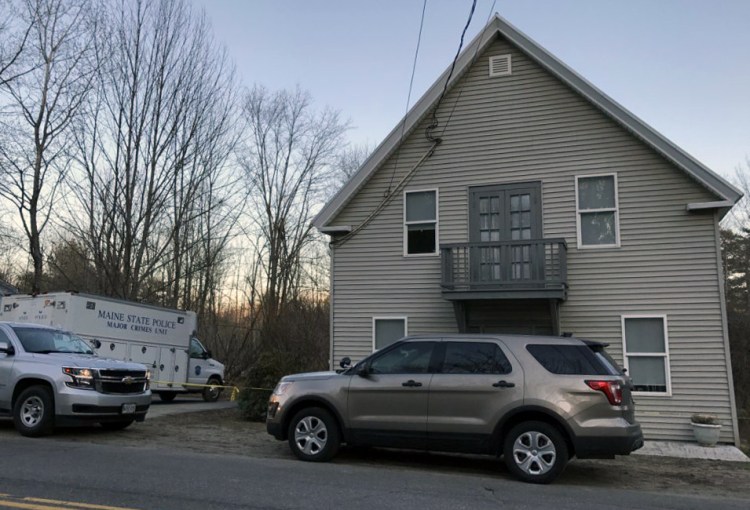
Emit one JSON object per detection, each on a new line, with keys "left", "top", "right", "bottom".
{"left": 469, "top": 182, "right": 542, "bottom": 284}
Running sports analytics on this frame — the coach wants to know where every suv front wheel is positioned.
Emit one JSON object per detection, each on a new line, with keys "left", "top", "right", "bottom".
{"left": 503, "top": 421, "right": 568, "bottom": 484}
{"left": 287, "top": 407, "right": 340, "bottom": 462}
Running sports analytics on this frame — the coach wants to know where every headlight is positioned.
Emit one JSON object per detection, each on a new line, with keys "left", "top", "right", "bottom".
{"left": 272, "top": 381, "right": 293, "bottom": 396}
{"left": 145, "top": 369, "right": 152, "bottom": 389}
{"left": 63, "top": 367, "right": 96, "bottom": 389}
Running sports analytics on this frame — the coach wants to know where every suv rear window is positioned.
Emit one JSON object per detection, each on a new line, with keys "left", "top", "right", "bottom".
{"left": 527, "top": 344, "right": 616, "bottom": 375}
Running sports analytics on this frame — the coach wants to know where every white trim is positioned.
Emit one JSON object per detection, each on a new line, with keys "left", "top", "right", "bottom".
{"left": 372, "top": 316, "right": 408, "bottom": 351}
{"left": 575, "top": 173, "right": 621, "bottom": 249}
{"left": 686, "top": 200, "right": 734, "bottom": 212}
{"left": 621, "top": 314, "right": 672, "bottom": 397}
{"left": 328, "top": 244, "right": 335, "bottom": 371}
{"left": 403, "top": 188, "right": 439, "bottom": 257}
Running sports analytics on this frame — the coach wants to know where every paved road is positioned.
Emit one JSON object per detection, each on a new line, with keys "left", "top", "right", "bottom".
{"left": 0, "top": 437, "right": 747, "bottom": 510}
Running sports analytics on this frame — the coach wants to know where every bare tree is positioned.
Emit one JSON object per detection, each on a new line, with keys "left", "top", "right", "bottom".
{"left": 0, "top": 0, "right": 33, "bottom": 87}
{"left": 332, "top": 142, "right": 373, "bottom": 194}
{"left": 0, "top": 0, "right": 95, "bottom": 292}
{"left": 66, "top": 0, "right": 239, "bottom": 305}
{"left": 241, "top": 85, "right": 347, "bottom": 318}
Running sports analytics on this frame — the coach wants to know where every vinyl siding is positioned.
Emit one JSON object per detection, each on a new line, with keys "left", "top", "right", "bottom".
{"left": 328, "top": 36, "right": 735, "bottom": 443}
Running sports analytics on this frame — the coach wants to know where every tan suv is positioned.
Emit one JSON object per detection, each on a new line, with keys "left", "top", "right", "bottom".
{"left": 266, "top": 334, "right": 643, "bottom": 484}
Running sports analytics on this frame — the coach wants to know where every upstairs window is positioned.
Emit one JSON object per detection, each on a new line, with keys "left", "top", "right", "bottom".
{"left": 404, "top": 189, "right": 438, "bottom": 255}
{"left": 576, "top": 174, "right": 620, "bottom": 248}
{"left": 622, "top": 315, "right": 671, "bottom": 395}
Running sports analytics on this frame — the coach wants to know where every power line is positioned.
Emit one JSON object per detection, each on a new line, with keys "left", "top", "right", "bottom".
{"left": 386, "top": 0, "right": 429, "bottom": 196}
{"left": 425, "top": 0, "right": 477, "bottom": 143}
{"left": 440, "top": 0, "right": 498, "bottom": 138}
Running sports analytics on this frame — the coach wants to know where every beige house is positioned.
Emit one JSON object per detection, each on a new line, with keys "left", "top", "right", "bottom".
{"left": 313, "top": 15, "right": 742, "bottom": 444}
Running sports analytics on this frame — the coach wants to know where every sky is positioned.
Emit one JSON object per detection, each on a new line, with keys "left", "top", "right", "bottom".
{"left": 193, "top": 0, "right": 750, "bottom": 181}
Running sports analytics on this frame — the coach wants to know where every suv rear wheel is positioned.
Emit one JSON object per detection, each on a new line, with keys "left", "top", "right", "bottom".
{"left": 287, "top": 407, "right": 340, "bottom": 462}
{"left": 503, "top": 421, "right": 568, "bottom": 484}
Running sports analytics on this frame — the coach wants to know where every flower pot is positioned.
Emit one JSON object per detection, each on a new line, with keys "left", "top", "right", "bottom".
{"left": 691, "top": 422, "right": 721, "bottom": 446}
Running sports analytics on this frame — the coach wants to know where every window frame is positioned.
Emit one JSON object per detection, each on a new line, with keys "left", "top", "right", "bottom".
{"left": 372, "top": 316, "right": 408, "bottom": 351}
{"left": 621, "top": 314, "right": 672, "bottom": 397}
{"left": 575, "top": 173, "right": 620, "bottom": 249}
{"left": 403, "top": 188, "right": 439, "bottom": 257}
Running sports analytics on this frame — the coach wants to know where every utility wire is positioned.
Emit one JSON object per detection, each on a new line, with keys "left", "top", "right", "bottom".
{"left": 439, "top": 0, "right": 498, "bottom": 138}
{"left": 386, "top": 0, "right": 429, "bottom": 196}
{"left": 425, "top": 0, "right": 477, "bottom": 143}
{"left": 333, "top": 0, "right": 484, "bottom": 247}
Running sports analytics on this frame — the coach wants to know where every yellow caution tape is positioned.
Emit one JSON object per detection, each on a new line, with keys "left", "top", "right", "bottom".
{"left": 150, "top": 381, "right": 275, "bottom": 402}
{"left": 150, "top": 380, "right": 241, "bottom": 401}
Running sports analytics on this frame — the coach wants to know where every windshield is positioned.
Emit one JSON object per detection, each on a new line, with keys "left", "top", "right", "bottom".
{"left": 11, "top": 327, "right": 94, "bottom": 355}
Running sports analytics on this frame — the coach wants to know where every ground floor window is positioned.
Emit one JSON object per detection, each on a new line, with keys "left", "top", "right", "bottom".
{"left": 621, "top": 315, "right": 671, "bottom": 395}
{"left": 373, "top": 317, "right": 407, "bottom": 350}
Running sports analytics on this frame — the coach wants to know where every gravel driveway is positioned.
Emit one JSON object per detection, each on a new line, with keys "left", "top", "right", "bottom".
{"left": 2, "top": 406, "right": 748, "bottom": 500}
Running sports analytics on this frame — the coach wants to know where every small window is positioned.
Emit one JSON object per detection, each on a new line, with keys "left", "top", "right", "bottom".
{"left": 404, "top": 189, "right": 438, "bottom": 255}
{"left": 576, "top": 174, "right": 619, "bottom": 248}
{"left": 189, "top": 338, "right": 206, "bottom": 359}
{"left": 439, "top": 342, "right": 512, "bottom": 374}
{"left": 527, "top": 344, "right": 612, "bottom": 375}
{"left": 373, "top": 317, "right": 407, "bottom": 350}
{"left": 622, "top": 316, "right": 670, "bottom": 394}
{"left": 369, "top": 341, "right": 434, "bottom": 374}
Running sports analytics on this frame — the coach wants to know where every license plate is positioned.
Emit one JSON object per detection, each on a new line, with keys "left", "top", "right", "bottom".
{"left": 121, "top": 403, "right": 136, "bottom": 414}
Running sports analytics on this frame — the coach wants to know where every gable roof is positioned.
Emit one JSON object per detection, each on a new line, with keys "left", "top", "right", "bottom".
{"left": 313, "top": 14, "right": 741, "bottom": 230}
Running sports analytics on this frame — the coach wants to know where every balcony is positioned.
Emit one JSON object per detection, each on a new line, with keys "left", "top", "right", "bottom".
{"left": 440, "top": 238, "right": 568, "bottom": 301}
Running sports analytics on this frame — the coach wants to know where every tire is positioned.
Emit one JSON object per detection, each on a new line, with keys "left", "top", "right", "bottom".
{"left": 287, "top": 407, "right": 340, "bottom": 462}
{"left": 503, "top": 421, "right": 569, "bottom": 484}
{"left": 100, "top": 419, "right": 135, "bottom": 431}
{"left": 158, "top": 392, "right": 177, "bottom": 402}
{"left": 202, "top": 377, "right": 222, "bottom": 402}
{"left": 13, "top": 385, "right": 55, "bottom": 437}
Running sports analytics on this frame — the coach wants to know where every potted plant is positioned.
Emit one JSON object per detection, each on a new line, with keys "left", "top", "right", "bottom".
{"left": 690, "top": 413, "right": 721, "bottom": 446}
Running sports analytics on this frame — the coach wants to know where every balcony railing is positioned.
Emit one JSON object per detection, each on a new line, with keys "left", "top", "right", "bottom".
{"left": 440, "top": 238, "right": 567, "bottom": 299}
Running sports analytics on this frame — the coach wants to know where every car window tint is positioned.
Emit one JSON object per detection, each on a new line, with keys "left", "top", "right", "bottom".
{"left": 527, "top": 344, "right": 610, "bottom": 375}
{"left": 440, "top": 342, "right": 512, "bottom": 374}
{"left": 369, "top": 342, "right": 434, "bottom": 374}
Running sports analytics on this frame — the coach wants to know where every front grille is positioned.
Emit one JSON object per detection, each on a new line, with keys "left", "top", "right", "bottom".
{"left": 95, "top": 369, "right": 148, "bottom": 394}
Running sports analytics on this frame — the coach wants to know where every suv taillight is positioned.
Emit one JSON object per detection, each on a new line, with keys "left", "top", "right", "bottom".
{"left": 585, "top": 380, "right": 623, "bottom": 406}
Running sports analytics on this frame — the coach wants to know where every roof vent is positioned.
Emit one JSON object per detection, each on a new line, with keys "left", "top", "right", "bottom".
{"left": 489, "top": 55, "right": 512, "bottom": 77}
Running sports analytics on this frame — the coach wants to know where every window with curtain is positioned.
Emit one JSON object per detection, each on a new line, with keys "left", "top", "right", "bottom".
{"left": 576, "top": 174, "right": 619, "bottom": 247}
{"left": 622, "top": 316, "right": 670, "bottom": 394}
{"left": 373, "top": 317, "right": 407, "bottom": 350}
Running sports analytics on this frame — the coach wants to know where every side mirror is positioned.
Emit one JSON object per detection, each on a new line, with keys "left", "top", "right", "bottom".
{"left": 339, "top": 357, "right": 351, "bottom": 369}
{"left": 0, "top": 341, "right": 15, "bottom": 355}
{"left": 356, "top": 364, "right": 370, "bottom": 377}
{"left": 203, "top": 350, "right": 212, "bottom": 360}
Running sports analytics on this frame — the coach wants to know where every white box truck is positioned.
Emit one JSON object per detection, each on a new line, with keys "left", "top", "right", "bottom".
{"left": 0, "top": 292, "right": 225, "bottom": 402}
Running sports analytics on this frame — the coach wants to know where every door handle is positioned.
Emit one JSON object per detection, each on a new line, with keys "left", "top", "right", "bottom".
{"left": 402, "top": 380, "right": 423, "bottom": 387}
{"left": 493, "top": 380, "right": 515, "bottom": 388}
